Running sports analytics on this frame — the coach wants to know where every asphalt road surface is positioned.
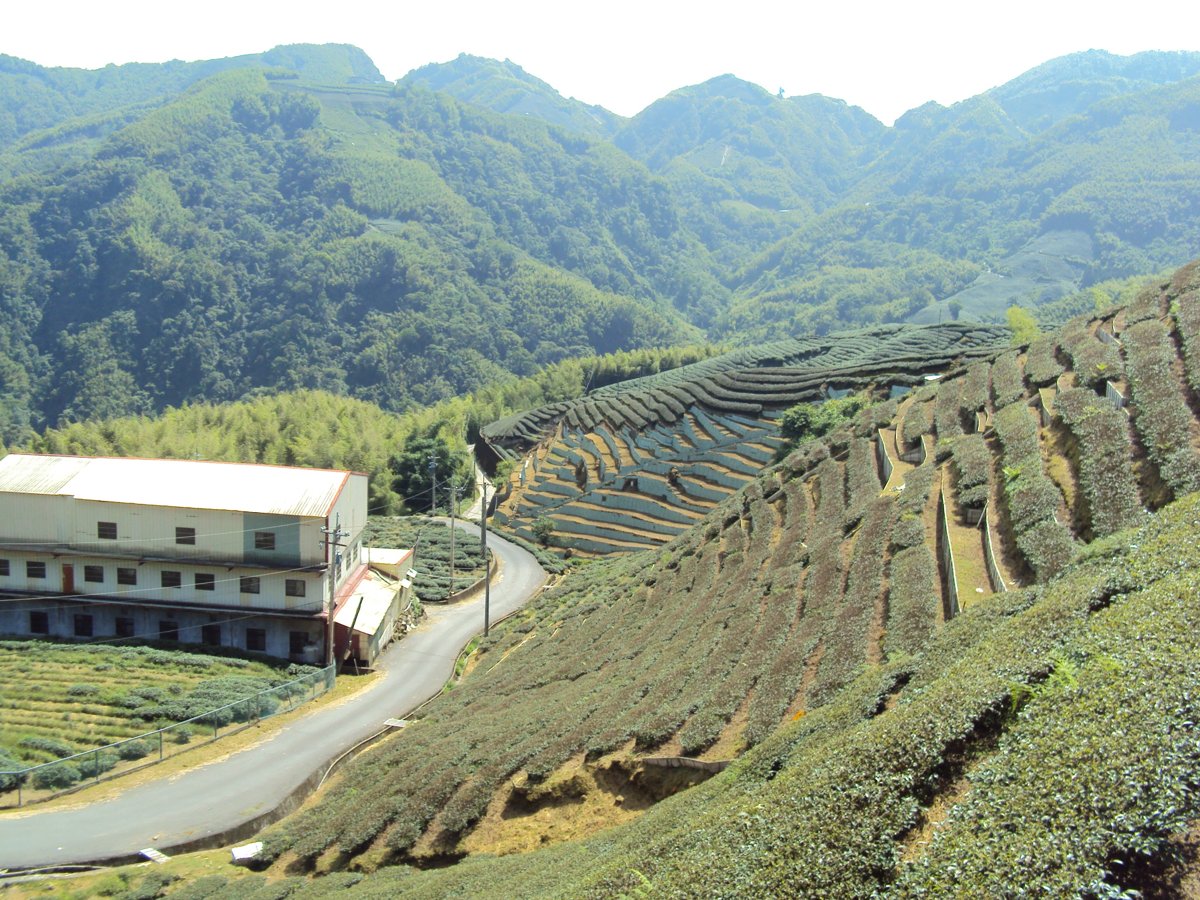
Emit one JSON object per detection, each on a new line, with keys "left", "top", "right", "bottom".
{"left": 0, "top": 523, "right": 547, "bottom": 870}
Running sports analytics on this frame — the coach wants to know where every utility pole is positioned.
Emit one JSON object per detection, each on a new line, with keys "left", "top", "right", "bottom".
{"left": 480, "top": 489, "right": 490, "bottom": 636}
{"left": 447, "top": 481, "right": 457, "bottom": 601}
{"left": 321, "top": 514, "right": 348, "bottom": 674}
{"left": 428, "top": 453, "right": 438, "bottom": 516}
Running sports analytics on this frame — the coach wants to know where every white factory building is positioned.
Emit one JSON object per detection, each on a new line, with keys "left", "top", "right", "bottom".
{"left": 0, "top": 454, "right": 373, "bottom": 665}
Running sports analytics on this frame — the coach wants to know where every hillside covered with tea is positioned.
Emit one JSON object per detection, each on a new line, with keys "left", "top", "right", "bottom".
{"left": 177, "top": 260, "right": 1200, "bottom": 898}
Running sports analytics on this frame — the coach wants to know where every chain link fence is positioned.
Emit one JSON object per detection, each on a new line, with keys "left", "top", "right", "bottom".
{"left": 0, "top": 664, "right": 335, "bottom": 808}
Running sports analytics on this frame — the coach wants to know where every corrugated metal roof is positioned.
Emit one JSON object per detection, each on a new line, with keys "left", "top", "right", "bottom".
{"left": 0, "top": 454, "right": 354, "bottom": 518}
{"left": 334, "top": 570, "right": 399, "bottom": 635}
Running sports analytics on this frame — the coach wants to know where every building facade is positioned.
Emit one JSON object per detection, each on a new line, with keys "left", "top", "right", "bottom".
{"left": 0, "top": 454, "right": 369, "bottom": 664}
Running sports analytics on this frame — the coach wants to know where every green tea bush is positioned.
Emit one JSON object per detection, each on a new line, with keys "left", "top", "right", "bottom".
{"left": 1174, "top": 288, "right": 1200, "bottom": 393}
{"left": 0, "top": 749, "right": 24, "bottom": 790}
{"left": 77, "top": 750, "right": 118, "bottom": 779}
{"left": 1123, "top": 317, "right": 1200, "bottom": 499}
{"left": 885, "top": 545, "right": 939, "bottom": 656}
{"left": 1055, "top": 388, "right": 1144, "bottom": 537}
{"left": 989, "top": 351, "right": 1026, "bottom": 408}
{"left": 994, "top": 400, "right": 1075, "bottom": 579}
{"left": 949, "top": 433, "right": 991, "bottom": 509}
{"left": 932, "top": 376, "right": 963, "bottom": 454}
{"left": 1023, "top": 335, "right": 1064, "bottom": 387}
{"left": 901, "top": 399, "right": 933, "bottom": 447}
{"left": 117, "top": 738, "right": 153, "bottom": 761}
{"left": 959, "top": 361, "right": 991, "bottom": 418}
{"left": 32, "top": 760, "right": 81, "bottom": 790}
{"left": 1061, "top": 316, "right": 1123, "bottom": 389}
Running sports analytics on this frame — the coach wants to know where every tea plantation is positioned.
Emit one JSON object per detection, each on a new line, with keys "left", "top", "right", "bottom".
{"left": 89, "top": 261, "right": 1200, "bottom": 896}
{"left": 0, "top": 643, "right": 314, "bottom": 792}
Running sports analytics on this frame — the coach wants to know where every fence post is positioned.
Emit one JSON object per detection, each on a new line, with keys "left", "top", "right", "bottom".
{"left": 159, "top": 730, "right": 164, "bottom": 761}
{"left": 94, "top": 748, "right": 100, "bottom": 784}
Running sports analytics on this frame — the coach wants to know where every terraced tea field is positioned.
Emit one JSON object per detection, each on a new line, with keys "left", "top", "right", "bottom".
{"left": 485, "top": 323, "right": 1009, "bottom": 555}
{"left": 258, "top": 264, "right": 1200, "bottom": 884}
{"left": 0, "top": 642, "right": 313, "bottom": 791}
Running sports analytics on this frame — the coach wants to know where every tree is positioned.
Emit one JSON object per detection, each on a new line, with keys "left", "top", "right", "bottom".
{"left": 1006, "top": 305, "right": 1041, "bottom": 345}
{"left": 532, "top": 517, "right": 556, "bottom": 547}
{"left": 388, "top": 430, "right": 471, "bottom": 513}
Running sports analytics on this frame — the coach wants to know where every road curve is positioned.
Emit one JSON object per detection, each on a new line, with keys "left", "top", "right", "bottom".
{"left": 0, "top": 525, "right": 547, "bottom": 870}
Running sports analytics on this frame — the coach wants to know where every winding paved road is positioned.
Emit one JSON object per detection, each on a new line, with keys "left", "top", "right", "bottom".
{"left": 0, "top": 524, "right": 547, "bottom": 870}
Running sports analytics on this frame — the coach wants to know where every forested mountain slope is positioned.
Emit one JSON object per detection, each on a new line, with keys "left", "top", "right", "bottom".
{"left": 178, "top": 258, "right": 1200, "bottom": 898}
{"left": 0, "top": 61, "right": 705, "bottom": 440}
{"left": 4, "top": 44, "right": 1200, "bottom": 455}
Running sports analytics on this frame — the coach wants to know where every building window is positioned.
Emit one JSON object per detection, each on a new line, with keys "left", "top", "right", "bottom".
{"left": 285, "top": 579, "right": 306, "bottom": 598}
{"left": 115, "top": 617, "right": 135, "bottom": 638}
{"left": 84, "top": 565, "right": 104, "bottom": 583}
{"left": 254, "top": 531, "right": 276, "bottom": 551}
{"left": 201, "top": 624, "right": 221, "bottom": 646}
{"left": 26, "top": 561, "right": 46, "bottom": 579}
{"left": 74, "top": 614, "right": 93, "bottom": 637}
{"left": 117, "top": 567, "right": 137, "bottom": 586}
{"left": 246, "top": 628, "right": 266, "bottom": 652}
{"left": 175, "top": 527, "right": 196, "bottom": 545}
{"left": 289, "top": 631, "right": 308, "bottom": 658}
{"left": 159, "top": 620, "right": 179, "bottom": 642}
{"left": 29, "top": 611, "right": 48, "bottom": 634}
{"left": 97, "top": 521, "right": 117, "bottom": 540}
{"left": 240, "top": 576, "right": 260, "bottom": 594}
{"left": 0, "top": 559, "right": 9, "bottom": 576}
{"left": 161, "top": 571, "right": 182, "bottom": 588}
{"left": 195, "top": 573, "right": 215, "bottom": 591}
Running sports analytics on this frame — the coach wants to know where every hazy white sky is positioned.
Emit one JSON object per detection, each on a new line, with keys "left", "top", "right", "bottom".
{"left": 6, "top": 1, "right": 1197, "bottom": 124}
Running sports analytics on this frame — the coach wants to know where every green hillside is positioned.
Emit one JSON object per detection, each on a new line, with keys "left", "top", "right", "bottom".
{"left": 156, "top": 259, "right": 1196, "bottom": 897}
{"left": 4, "top": 46, "right": 1200, "bottom": 444}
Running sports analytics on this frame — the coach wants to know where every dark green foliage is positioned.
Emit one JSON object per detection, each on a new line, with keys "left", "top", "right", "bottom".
{"left": 993, "top": 401, "right": 1076, "bottom": 579}
{"left": 1060, "top": 317, "right": 1123, "bottom": 388}
{"left": 780, "top": 393, "right": 865, "bottom": 444}
{"left": 116, "top": 738, "right": 153, "bottom": 761}
{"left": 1023, "top": 335, "right": 1065, "bottom": 387}
{"left": 958, "top": 361, "right": 991, "bottom": 417}
{"left": 901, "top": 399, "right": 933, "bottom": 447}
{"left": 388, "top": 431, "right": 471, "bottom": 514}
{"left": 885, "top": 545, "right": 939, "bottom": 656}
{"left": 1122, "top": 316, "right": 1200, "bottom": 498}
{"left": 949, "top": 433, "right": 991, "bottom": 508}
{"left": 31, "top": 760, "right": 80, "bottom": 789}
{"left": 0, "top": 749, "right": 23, "bottom": 790}
{"left": 1055, "top": 388, "right": 1144, "bottom": 537}
{"left": 989, "top": 351, "right": 1026, "bottom": 408}
{"left": 932, "top": 375, "right": 963, "bottom": 453}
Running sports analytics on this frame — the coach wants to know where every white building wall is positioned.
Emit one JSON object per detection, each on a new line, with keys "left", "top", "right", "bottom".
{"left": 0, "top": 493, "right": 72, "bottom": 545}
{"left": 327, "top": 473, "right": 369, "bottom": 593}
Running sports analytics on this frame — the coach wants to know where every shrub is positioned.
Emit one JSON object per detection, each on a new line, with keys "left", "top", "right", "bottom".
{"left": 117, "top": 738, "right": 154, "bottom": 761}
{"left": 32, "top": 760, "right": 81, "bottom": 790}
{"left": 1054, "top": 388, "right": 1143, "bottom": 537}
{"left": 1023, "top": 336, "right": 1064, "bottom": 387}
{"left": 901, "top": 399, "right": 933, "bottom": 447}
{"left": 1123, "top": 317, "right": 1200, "bottom": 499}
{"left": 0, "top": 749, "right": 25, "bottom": 791}
{"left": 19, "top": 736, "right": 75, "bottom": 758}
{"left": 1060, "top": 316, "right": 1123, "bottom": 389}
{"left": 950, "top": 433, "right": 991, "bottom": 509}
{"left": 959, "top": 361, "right": 991, "bottom": 417}
{"left": 77, "top": 750, "right": 118, "bottom": 779}
{"left": 990, "top": 352, "right": 1026, "bottom": 408}
{"left": 1174, "top": 288, "right": 1200, "bottom": 393}
{"left": 66, "top": 683, "right": 101, "bottom": 697}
